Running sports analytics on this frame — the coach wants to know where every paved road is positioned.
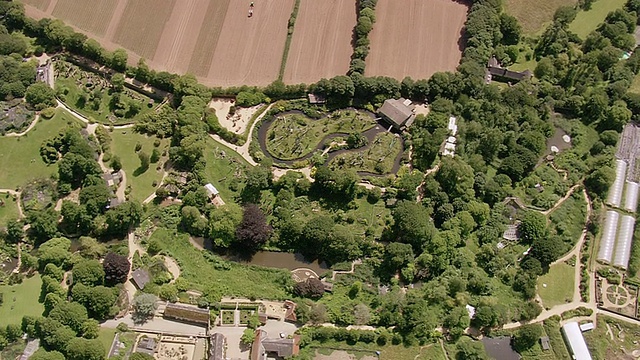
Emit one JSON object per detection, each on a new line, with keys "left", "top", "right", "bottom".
{"left": 102, "top": 314, "right": 207, "bottom": 336}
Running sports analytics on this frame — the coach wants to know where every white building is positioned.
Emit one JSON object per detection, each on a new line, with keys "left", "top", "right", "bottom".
{"left": 561, "top": 322, "right": 592, "bottom": 360}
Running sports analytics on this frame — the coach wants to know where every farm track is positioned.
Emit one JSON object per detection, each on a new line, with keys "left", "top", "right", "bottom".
{"left": 104, "top": 0, "right": 128, "bottom": 41}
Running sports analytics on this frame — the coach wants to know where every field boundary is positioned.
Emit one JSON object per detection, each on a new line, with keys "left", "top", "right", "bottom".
{"left": 278, "top": 0, "right": 301, "bottom": 81}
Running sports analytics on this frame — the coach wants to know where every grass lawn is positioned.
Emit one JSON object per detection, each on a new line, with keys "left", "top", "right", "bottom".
{"left": 110, "top": 130, "right": 169, "bottom": 203}
{"left": 266, "top": 110, "right": 376, "bottom": 160}
{"left": 549, "top": 191, "right": 587, "bottom": 252}
{"left": 0, "top": 195, "right": 20, "bottom": 226}
{"left": 494, "top": 323, "right": 557, "bottom": 360}
{"left": 346, "top": 197, "right": 391, "bottom": 239}
{"left": 538, "top": 262, "right": 575, "bottom": 308}
{"left": 97, "top": 327, "right": 117, "bottom": 356}
{"left": 0, "top": 109, "right": 81, "bottom": 189}
{"left": 329, "top": 132, "right": 402, "bottom": 174}
{"left": 543, "top": 317, "right": 572, "bottom": 359}
{"left": 203, "top": 138, "right": 251, "bottom": 205}
{"left": 0, "top": 274, "right": 45, "bottom": 325}
{"left": 149, "top": 228, "right": 293, "bottom": 301}
{"left": 504, "top": 0, "right": 577, "bottom": 35}
{"left": 311, "top": 342, "right": 446, "bottom": 360}
{"left": 510, "top": 58, "right": 538, "bottom": 73}
{"left": 569, "top": 0, "right": 627, "bottom": 38}
{"left": 221, "top": 310, "right": 235, "bottom": 325}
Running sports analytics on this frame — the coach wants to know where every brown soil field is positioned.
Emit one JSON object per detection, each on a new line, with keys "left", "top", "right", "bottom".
{"left": 283, "top": 0, "right": 357, "bottom": 84}
{"left": 21, "top": 0, "right": 51, "bottom": 11}
{"left": 23, "top": 0, "right": 294, "bottom": 87}
{"left": 150, "top": 0, "right": 213, "bottom": 75}
{"left": 204, "top": 0, "right": 295, "bottom": 87}
{"left": 52, "top": 0, "right": 118, "bottom": 37}
{"left": 365, "top": 0, "right": 469, "bottom": 81}
{"left": 187, "top": 0, "right": 232, "bottom": 76}
{"left": 112, "top": 0, "right": 176, "bottom": 60}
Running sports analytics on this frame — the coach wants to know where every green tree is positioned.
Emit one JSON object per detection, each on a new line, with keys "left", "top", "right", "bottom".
{"left": 132, "top": 293, "right": 158, "bottom": 323}
{"left": 65, "top": 338, "right": 105, "bottom": 360}
{"left": 110, "top": 155, "right": 122, "bottom": 172}
{"left": 29, "top": 349, "right": 65, "bottom": 360}
{"left": 241, "top": 328, "right": 255, "bottom": 345}
{"left": 585, "top": 165, "right": 614, "bottom": 198}
{"left": 111, "top": 73, "right": 125, "bottom": 92}
{"left": 138, "top": 151, "right": 150, "bottom": 172}
{"left": 38, "top": 237, "right": 71, "bottom": 269}
{"left": 513, "top": 324, "right": 542, "bottom": 351}
{"left": 208, "top": 204, "right": 243, "bottom": 248}
{"left": 72, "top": 259, "right": 105, "bottom": 286}
{"left": 49, "top": 301, "right": 88, "bottom": 333}
{"left": 25, "top": 82, "right": 56, "bottom": 110}
{"left": 435, "top": 157, "right": 475, "bottom": 200}
{"left": 518, "top": 211, "right": 548, "bottom": 244}
{"left": 109, "top": 49, "right": 128, "bottom": 72}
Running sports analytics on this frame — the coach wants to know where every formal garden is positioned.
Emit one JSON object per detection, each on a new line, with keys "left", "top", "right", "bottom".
{"left": 329, "top": 132, "right": 403, "bottom": 174}
{"left": 54, "top": 60, "right": 157, "bottom": 125}
{"left": 264, "top": 109, "right": 376, "bottom": 160}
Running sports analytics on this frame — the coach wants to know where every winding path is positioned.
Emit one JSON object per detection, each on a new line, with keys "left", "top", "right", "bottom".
{"left": 4, "top": 115, "right": 40, "bottom": 137}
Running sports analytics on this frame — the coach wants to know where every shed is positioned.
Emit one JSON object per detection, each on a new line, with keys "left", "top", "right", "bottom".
{"left": 307, "top": 93, "right": 326, "bottom": 104}
{"left": 208, "top": 333, "right": 226, "bottom": 360}
{"left": 378, "top": 98, "right": 415, "bottom": 130}
{"left": 136, "top": 337, "right": 156, "bottom": 355}
{"left": 204, "top": 183, "right": 219, "bottom": 197}
{"left": 540, "top": 336, "right": 551, "bottom": 350}
{"left": 131, "top": 268, "right": 151, "bottom": 290}
{"left": 164, "top": 303, "right": 210, "bottom": 326}
{"left": 562, "top": 322, "right": 593, "bottom": 360}
{"left": 579, "top": 323, "right": 595, "bottom": 332}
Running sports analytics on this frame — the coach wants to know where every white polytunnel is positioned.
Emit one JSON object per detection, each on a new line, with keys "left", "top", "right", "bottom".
{"left": 624, "top": 181, "right": 640, "bottom": 212}
{"left": 613, "top": 215, "right": 635, "bottom": 270}
{"left": 597, "top": 210, "right": 620, "bottom": 264}
{"left": 607, "top": 160, "right": 627, "bottom": 207}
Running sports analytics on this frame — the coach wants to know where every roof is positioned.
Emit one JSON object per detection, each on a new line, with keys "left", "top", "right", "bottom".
{"left": 562, "top": 322, "right": 592, "bottom": 360}
{"left": 482, "top": 336, "right": 521, "bottom": 360}
{"left": 284, "top": 300, "right": 297, "bottom": 322}
{"left": 597, "top": 211, "right": 620, "bottom": 263}
{"left": 164, "top": 303, "right": 210, "bottom": 325}
{"left": 136, "top": 337, "right": 156, "bottom": 355}
{"left": 465, "top": 304, "right": 476, "bottom": 318}
{"left": 613, "top": 215, "right": 635, "bottom": 269}
{"left": 607, "top": 160, "right": 627, "bottom": 207}
{"left": 487, "top": 66, "right": 532, "bottom": 81}
{"left": 540, "top": 336, "right": 551, "bottom": 350}
{"left": 321, "top": 281, "right": 333, "bottom": 292}
{"left": 262, "top": 336, "right": 300, "bottom": 358}
{"left": 209, "top": 333, "right": 226, "bottom": 360}
{"left": 579, "top": 323, "right": 595, "bottom": 332}
{"left": 205, "top": 183, "right": 219, "bottom": 197}
{"left": 378, "top": 98, "right": 415, "bottom": 128}
{"left": 307, "top": 93, "right": 326, "bottom": 104}
{"left": 503, "top": 224, "right": 520, "bottom": 241}
{"left": 131, "top": 268, "right": 151, "bottom": 289}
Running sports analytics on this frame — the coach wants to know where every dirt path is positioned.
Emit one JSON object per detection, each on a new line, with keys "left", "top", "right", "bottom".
{"left": 4, "top": 115, "right": 40, "bottom": 137}
{"left": 331, "top": 260, "right": 362, "bottom": 280}
{"left": 540, "top": 182, "right": 583, "bottom": 216}
{"left": 208, "top": 103, "right": 274, "bottom": 166}
{"left": 162, "top": 255, "right": 181, "bottom": 283}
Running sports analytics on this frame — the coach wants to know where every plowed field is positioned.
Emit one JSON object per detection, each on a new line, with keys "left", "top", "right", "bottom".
{"left": 365, "top": 0, "right": 469, "bottom": 81}
{"left": 283, "top": 0, "right": 357, "bottom": 84}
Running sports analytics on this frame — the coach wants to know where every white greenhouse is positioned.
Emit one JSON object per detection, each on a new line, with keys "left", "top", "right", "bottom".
{"left": 613, "top": 215, "right": 635, "bottom": 270}
{"left": 624, "top": 181, "right": 640, "bottom": 212}
{"left": 562, "top": 322, "right": 592, "bottom": 360}
{"left": 597, "top": 211, "right": 620, "bottom": 264}
{"left": 606, "top": 159, "right": 627, "bottom": 207}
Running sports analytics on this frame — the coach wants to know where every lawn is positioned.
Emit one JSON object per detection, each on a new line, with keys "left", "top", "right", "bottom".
{"left": 0, "top": 195, "right": 20, "bottom": 226}
{"left": 203, "top": 138, "right": 251, "bottom": 205}
{"left": 568, "top": 0, "right": 627, "bottom": 39}
{"left": 504, "top": 0, "right": 577, "bottom": 35}
{"left": 221, "top": 310, "right": 235, "bottom": 325}
{"left": 0, "top": 109, "right": 79, "bottom": 189}
{"left": 110, "top": 130, "right": 169, "bottom": 203}
{"left": 239, "top": 309, "right": 253, "bottom": 324}
{"left": 55, "top": 61, "right": 157, "bottom": 125}
{"left": 329, "top": 132, "right": 402, "bottom": 174}
{"left": 537, "top": 262, "right": 575, "bottom": 308}
{"left": 311, "top": 342, "right": 446, "bottom": 360}
{"left": 265, "top": 110, "right": 376, "bottom": 160}
{"left": 543, "top": 317, "right": 572, "bottom": 360}
{"left": 97, "top": 327, "right": 116, "bottom": 356}
{"left": 149, "top": 228, "right": 293, "bottom": 301}
{"left": 0, "top": 274, "right": 45, "bottom": 325}
{"left": 549, "top": 191, "right": 587, "bottom": 252}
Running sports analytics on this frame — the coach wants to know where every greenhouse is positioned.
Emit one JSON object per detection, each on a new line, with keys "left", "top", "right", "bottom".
{"left": 613, "top": 215, "right": 635, "bottom": 270}
{"left": 606, "top": 159, "right": 627, "bottom": 207}
{"left": 597, "top": 210, "right": 619, "bottom": 264}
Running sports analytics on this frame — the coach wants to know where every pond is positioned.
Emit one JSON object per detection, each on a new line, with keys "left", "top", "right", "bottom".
{"left": 544, "top": 127, "right": 572, "bottom": 157}
{"left": 189, "top": 237, "right": 329, "bottom": 274}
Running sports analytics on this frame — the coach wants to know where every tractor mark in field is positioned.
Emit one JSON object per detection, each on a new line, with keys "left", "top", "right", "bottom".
{"left": 104, "top": 0, "right": 128, "bottom": 42}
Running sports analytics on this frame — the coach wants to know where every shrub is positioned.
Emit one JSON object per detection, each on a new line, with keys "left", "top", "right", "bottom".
{"left": 40, "top": 107, "right": 56, "bottom": 119}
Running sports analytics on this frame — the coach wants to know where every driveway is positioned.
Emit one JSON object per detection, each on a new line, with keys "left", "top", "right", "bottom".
{"left": 210, "top": 326, "right": 250, "bottom": 359}
{"left": 102, "top": 314, "right": 207, "bottom": 336}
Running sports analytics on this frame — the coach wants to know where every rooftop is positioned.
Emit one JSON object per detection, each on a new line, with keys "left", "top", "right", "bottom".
{"left": 205, "top": 183, "right": 219, "bottom": 197}
{"left": 208, "top": 333, "right": 226, "bottom": 360}
{"left": 378, "top": 98, "right": 415, "bottom": 129}
{"left": 562, "top": 322, "right": 592, "bottom": 360}
{"left": 164, "top": 303, "right": 210, "bottom": 325}
{"left": 131, "top": 268, "right": 151, "bottom": 290}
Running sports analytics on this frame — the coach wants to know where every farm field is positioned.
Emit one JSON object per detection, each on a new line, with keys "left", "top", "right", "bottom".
{"left": 205, "top": 0, "right": 295, "bottom": 86}
{"left": 52, "top": 0, "right": 118, "bottom": 37}
{"left": 0, "top": 109, "right": 79, "bottom": 189}
{"left": 505, "top": 0, "right": 577, "bottom": 35}
{"left": 569, "top": 0, "right": 627, "bottom": 38}
{"left": 283, "top": 0, "right": 357, "bottom": 84}
{"left": 23, "top": 0, "right": 293, "bottom": 86}
{"left": 265, "top": 110, "right": 376, "bottom": 161}
{"left": 110, "top": 131, "right": 169, "bottom": 203}
{"left": 365, "top": 0, "right": 469, "bottom": 81}
{"left": 0, "top": 274, "right": 45, "bottom": 325}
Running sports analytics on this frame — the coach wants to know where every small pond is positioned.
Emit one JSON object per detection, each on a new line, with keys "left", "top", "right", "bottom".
{"left": 544, "top": 127, "right": 572, "bottom": 157}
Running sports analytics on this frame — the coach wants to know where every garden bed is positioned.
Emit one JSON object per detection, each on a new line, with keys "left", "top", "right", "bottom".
{"left": 329, "top": 132, "right": 403, "bottom": 175}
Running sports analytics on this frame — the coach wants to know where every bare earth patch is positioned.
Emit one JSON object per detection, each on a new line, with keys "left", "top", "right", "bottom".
{"left": 209, "top": 98, "right": 262, "bottom": 135}
{"left": 365, "top": 0, "right": 469, "bottom": 81}
{"left": 22, "top": 0, "right": 51, "bottom": 11}
{"left": 283, "top": 0, "right": 357, "bottom": 84}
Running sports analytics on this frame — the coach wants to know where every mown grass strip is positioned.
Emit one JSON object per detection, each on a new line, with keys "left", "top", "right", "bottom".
{"left": 278, "top": 0, "right": 301, "bottom": 81}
